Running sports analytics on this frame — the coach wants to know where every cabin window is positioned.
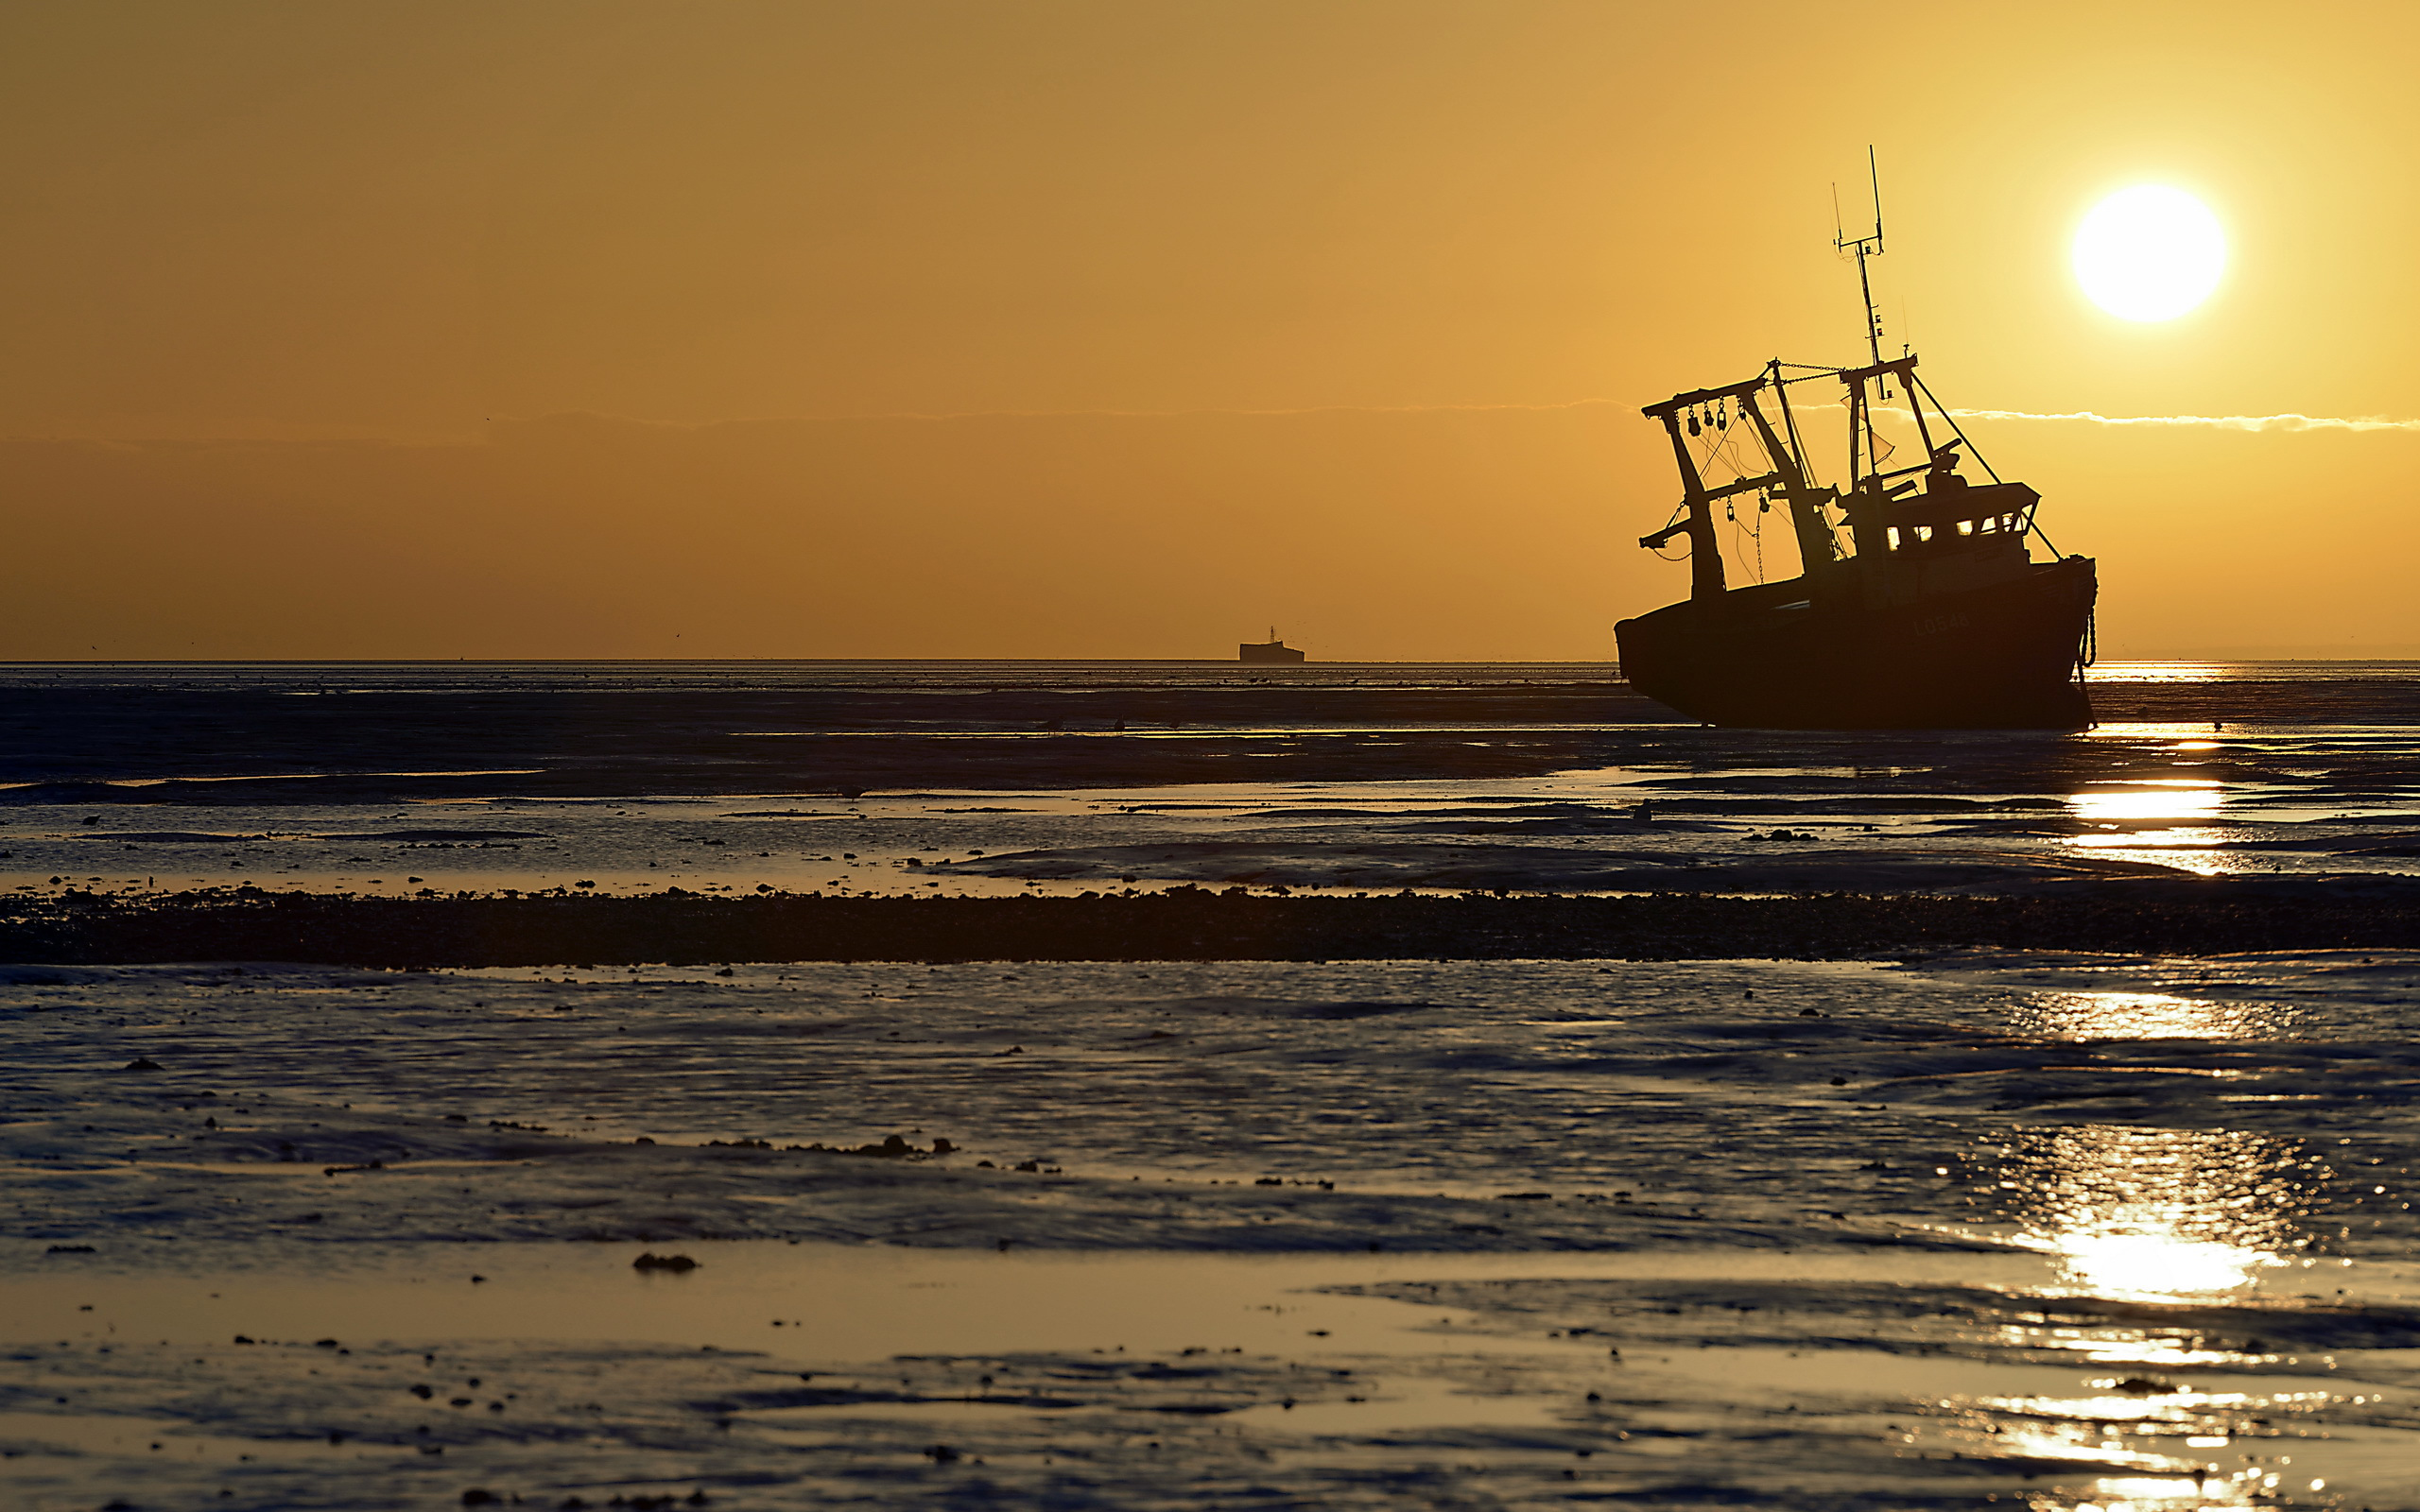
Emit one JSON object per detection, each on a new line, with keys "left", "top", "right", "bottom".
{"left": 1957, "top": 519, "right": 1974, "bottom": 536}
{"left": 1913, "top": 524, "right": 1933, "bottom": 543}
{"left": 1978, "top": 516, "right": 1996, "bottom": 533}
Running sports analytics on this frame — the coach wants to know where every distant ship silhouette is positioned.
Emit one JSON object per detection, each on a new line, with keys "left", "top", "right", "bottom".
{"left": 1615, "top": 155, "right": 2094, "bottom": 729}
{"left": 1238, "top": 627, "right": 1305, "bottom": 664}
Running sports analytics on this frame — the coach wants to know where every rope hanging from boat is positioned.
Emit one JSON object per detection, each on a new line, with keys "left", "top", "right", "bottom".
{"left": 1687, "top": 415, "right": 1772, "bottom": 585}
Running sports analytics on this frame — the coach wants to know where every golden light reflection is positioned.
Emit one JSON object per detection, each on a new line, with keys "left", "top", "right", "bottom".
{"left": 2012, "top": 989, "right": 2290, "bottom": 1042}
{"left": 1969, "top": 1380, "right": 2336, "bottom": 1508}
{"left": 2067, "top": 1473, "right": 2268, "bottom": 1512}
{"left": 2070, "top": 782, "right": 2225, "bottom": 825}
{"left": 2063, "top": 830, "right": 2224, "bottom": 853}
{"left": 2081, "top": 666, "right": 2226, "bottom": 686}
{"left": 2003, "top": 1126, "right": 2326, "bottom": 1302}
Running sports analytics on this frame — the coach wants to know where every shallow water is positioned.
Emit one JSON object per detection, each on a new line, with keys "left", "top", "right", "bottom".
{"left": 8, "top": 662, "right": 2420, "bottom": 1508}
{"left": 5, "top": 952, "right": 2420, "bottom": 1507}
{"left": 8, "top": 661, "right": 2420, "bottom": 900}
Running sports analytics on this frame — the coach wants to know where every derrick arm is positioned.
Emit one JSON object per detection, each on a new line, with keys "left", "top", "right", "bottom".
{"left": 1640, "top": 377, "right": 1777, "bottom": 601}
{"left": 1638, "top": 472, "right": 1781, "bottom": 545}
{"left": 1651, "top": 410, "right": 1725, "bottom": 599}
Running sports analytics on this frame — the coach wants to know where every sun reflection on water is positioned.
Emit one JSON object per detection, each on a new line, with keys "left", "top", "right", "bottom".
{"left": 2070, "top": 782, "right": 2226, "bottom": 825}
{"left": 2012, "top": 989, "right": 2292, "bottom": 1042}
{"left": 2067, "top": 1474, "right": 2270, "bottom": 1512}
{"left": 2004, "top": 1126, "right": 2326, "bottom": 1302}
{"left": 2083, "top": 662, "right": 2225, "bottom": 684}
{"left": 1969, "top": 1127, "right": 2341, "bottom": 1505}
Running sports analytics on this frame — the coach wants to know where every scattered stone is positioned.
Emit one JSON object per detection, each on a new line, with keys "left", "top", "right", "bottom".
{"left": 786, "top": 1132, "right": 936, "bottom": 1160}
{"left": 121, "top": 1057, "right": 163, "bottom": 1072}
{"left": 633, "top": 1252, "right": 699, "bottom": 1273}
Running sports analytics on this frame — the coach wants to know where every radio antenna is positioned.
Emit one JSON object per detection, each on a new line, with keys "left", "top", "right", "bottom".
{"left": 1835, "top": 146, "right": 1887, "bottom": 367}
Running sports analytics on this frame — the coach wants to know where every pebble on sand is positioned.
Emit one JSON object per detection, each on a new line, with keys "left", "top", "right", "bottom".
{"left": 633, "top": 1252, "right": 700, "bottom": 1273}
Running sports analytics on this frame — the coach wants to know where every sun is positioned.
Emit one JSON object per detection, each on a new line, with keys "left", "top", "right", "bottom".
{"left": 2071, "top": 185, "right": 2226, "bottom": 321}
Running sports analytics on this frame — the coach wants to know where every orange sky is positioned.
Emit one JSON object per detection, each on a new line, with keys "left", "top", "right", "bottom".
{"left": 7, "top": 0, "right": 2419, "bottom": 659}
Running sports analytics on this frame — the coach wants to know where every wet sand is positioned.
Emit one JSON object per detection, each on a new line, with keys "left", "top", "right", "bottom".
{"left": 8, "top": 954, "right": 2420, "bottom": 1508}
{"left": 11, "top": 662, "right": 2420, "bottom": 1508}
{"left": 13, "top": 665, "right": 2420, "bottom": 911}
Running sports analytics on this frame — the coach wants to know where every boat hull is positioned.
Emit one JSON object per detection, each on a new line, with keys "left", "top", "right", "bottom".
{"left": 1615, "top": 556, "right": 2098, "bottom": 730}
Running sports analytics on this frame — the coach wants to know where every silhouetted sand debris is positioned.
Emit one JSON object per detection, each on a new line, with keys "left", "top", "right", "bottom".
{"left": 18, "top": 881, "right": 2420, "bottom": 964}
{"left": 631, "top": 1252, "right": 699, "bottom": 1273}
{"left": 322, "top": 1160, "right": 385, "bottom": 1175}
{"left": 785, "top": 1132, "right": 951, "bottom": 1160}
{"left": 120, "top": 1057, "right": 163, "bottom": 1072}
{"left": 2112, "top": 1376, "right": 2178, "bottom": 1395}
{"left": 43, "top": 1244, "right": 95, "bottom": 1254}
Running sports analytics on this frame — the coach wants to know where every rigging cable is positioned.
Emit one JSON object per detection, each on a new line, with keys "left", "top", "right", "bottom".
{"left": 1691, "top": 418, "right": 1768, "bottom": 583}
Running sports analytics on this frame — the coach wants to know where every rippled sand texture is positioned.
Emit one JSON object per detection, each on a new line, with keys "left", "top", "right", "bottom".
{"left": 6, "top": 953, "right": 2419, "bottom": 1508}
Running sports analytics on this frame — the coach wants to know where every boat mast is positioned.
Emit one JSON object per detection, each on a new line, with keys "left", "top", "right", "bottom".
{"left": 1841, "top": 147, "right": 1887, "bottom": 369}
{"left": 1836, "top": 148, "right": 1888, "bottom": 489}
